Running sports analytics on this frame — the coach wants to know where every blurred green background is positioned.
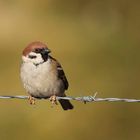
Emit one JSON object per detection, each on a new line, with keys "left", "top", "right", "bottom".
{"left": 0, "top": 0, "right": 140, "bottom": 140}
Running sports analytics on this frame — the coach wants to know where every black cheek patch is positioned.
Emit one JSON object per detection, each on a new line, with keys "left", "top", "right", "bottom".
{"left": 28, "top": 55, "right": 37, "bottom": 59}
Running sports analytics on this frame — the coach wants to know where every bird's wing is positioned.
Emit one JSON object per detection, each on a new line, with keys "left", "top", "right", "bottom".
{"left": 50, "top": 56, "right": 69, "bottom": 90}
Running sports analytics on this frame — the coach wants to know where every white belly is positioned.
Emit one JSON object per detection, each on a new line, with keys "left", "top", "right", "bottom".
{"left": 20, "top": 60, "right": 65, "bottom": 98}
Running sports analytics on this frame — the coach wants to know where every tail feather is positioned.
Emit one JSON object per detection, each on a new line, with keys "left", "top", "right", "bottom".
{"left": 59, "top": 99, "right": 74, "bottom": 110}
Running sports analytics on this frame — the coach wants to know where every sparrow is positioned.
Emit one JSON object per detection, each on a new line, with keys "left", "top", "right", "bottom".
{"left": 20, "top": 41, "right": 73, "bottom": 110}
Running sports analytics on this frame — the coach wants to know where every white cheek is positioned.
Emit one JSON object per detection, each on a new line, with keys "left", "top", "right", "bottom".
{"left": 22, "top": 52, "right": 44, "bottom": 64}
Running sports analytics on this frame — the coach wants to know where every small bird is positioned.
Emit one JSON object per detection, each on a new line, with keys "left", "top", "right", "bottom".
{"left": 20, "top": 41, "right": 73, "bottom": 110}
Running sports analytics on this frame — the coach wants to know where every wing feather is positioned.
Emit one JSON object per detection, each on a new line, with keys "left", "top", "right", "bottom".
{"left": 50, "top": 56, "right": 69, "bottom": 90}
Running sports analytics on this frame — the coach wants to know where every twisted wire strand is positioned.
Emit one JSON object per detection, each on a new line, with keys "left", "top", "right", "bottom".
{"left": 0, "top": 94, "right": 140, "bottom": 103}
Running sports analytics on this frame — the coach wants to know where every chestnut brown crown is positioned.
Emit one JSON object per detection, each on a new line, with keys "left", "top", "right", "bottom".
{"left": 22, "top": 41, "right": 50, "bottom": 56}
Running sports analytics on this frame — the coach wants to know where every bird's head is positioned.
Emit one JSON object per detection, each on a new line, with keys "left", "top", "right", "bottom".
{"left": 22, "top": 41, "right": 51, "bottom": 66}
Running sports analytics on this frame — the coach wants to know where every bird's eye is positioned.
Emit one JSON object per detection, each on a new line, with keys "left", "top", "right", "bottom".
{"left": 34, "top": 48, "right": 43, "bottom": 53}
{"left": 28, "top": 55, "right": 37, "bottom": 59}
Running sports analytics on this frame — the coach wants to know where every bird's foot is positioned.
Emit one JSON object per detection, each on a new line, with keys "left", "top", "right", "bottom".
{"left": 28, "top": 95, "right": 35, "bottom": 105}
{"left": 49, "top": 95, "right": 58, "bottom": 105}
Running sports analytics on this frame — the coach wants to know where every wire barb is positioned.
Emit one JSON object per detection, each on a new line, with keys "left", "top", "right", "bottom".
{"left": 0, "top": 94, "right": 140, "bottom": 103}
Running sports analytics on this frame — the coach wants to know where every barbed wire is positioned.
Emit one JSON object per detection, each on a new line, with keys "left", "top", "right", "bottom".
{"left": 0, "top": 93, "right": 140, "bottom": 103}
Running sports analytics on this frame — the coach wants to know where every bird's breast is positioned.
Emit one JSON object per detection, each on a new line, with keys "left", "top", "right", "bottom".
{"left": 20, "top": 61, "right": 64, "bottom": 98}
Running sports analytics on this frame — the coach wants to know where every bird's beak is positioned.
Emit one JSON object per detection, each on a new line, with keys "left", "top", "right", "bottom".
{"left": 44, "top": 48, "right": 51, "bottom": 53}
{"left": 40, "top": 48, "right": 51, "bottom": 61}
{"left": 46, "top": 48, "right": 51, "bottom": 53}
{"left": 41, "top": 48, "right": 51, "bottom": 56}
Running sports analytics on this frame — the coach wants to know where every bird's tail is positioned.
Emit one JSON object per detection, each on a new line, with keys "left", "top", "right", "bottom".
{"left": 59, "top": 99, "right": 74, "bottom": 110}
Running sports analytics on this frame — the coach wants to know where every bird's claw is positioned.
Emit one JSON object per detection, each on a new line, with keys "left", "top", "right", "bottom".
{"left": 49, "top": 95, "right": 58, "bottom": 105}
{"left": 28, "top": 96, "right": 35, "bottom": 105}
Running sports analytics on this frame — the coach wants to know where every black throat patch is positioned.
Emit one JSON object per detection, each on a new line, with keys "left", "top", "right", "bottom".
{"left": 34, "top": 48, "right": 49, "bottom": 62}
{"left": 41, "top": 53, "right": 49, "bottom": 62}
